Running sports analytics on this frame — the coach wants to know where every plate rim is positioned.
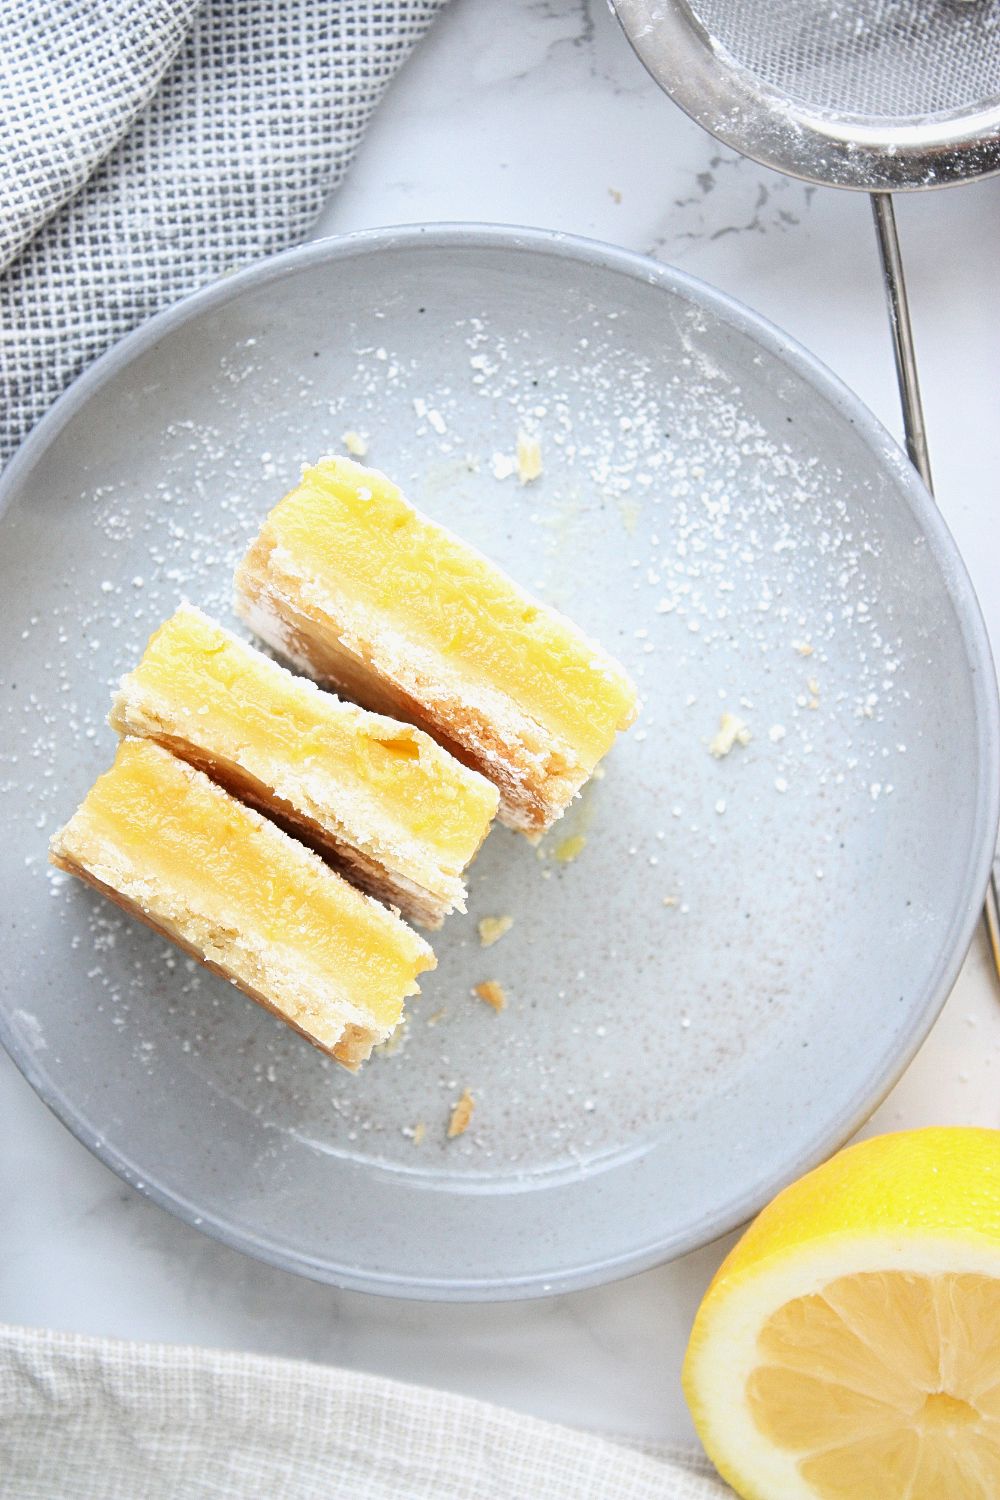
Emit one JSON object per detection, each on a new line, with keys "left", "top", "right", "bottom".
{"left": 2, "top": 222, "right": 997, "bottom": 1300}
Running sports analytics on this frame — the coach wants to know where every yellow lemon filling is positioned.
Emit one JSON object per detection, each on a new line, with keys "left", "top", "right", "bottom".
{"left": 51, "top": 739, "right": 434, "bottom": 1045}
{"left": 250, "top": 456, "right": 636, "bottom": 768}
{"left": 111, "top": 606, "right": 498, "bottom": 892}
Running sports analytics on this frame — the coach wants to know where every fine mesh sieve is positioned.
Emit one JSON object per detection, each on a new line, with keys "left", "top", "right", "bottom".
{"left": 613, "top": 0, "right": 1000, "bottom": 967}
{"left": 690, "top": 0, "right": 1000, "bottom": 127}
{"left": 614, "top": 0, "right": 1000, "bottom": 191}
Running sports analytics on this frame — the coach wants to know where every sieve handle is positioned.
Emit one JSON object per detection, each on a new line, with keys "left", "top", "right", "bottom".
{"left": 871, "top": 192, "right": 1000, "bottom": 984}
{"left": 870, "top": 193, "right": 933, "bottom": 493}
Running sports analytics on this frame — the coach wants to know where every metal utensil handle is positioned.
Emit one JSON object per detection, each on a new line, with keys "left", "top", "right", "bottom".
{"left": 870, "top": 193, "right": 933, "bottom": 492}
{"left": 871, "top": 191, "right": 1000, "bottom": 980}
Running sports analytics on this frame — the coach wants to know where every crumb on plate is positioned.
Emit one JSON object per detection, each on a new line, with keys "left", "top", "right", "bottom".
{"left": 478, "top": 914, "right": 513, "bottom": 948}
{"left": 554, "top": 833, "right": 586, "bottom": 864}
{"left": 447, "top": 1089, "right": 475, "bottom": 1139}
{"left": 708, "top": 712, "right": 751, "bottom": 758}
{"left": 516, "top": 431, "right": 542, "bottom": 485}
{"left": 342, "top": 430, "right": 368, "bottom": 458}
{"left": 474, "top": 980, "right": 506, "bottom": 1012}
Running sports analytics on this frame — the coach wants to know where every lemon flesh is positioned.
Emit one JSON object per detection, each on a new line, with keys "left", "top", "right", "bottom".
{"left": 683, "top": 1128, "right": 1000, "bottom": 1500}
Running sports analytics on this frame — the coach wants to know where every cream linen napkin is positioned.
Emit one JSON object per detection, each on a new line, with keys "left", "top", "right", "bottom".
{"left": 0, "top": 1323, "right": 733, "bottom": 1498}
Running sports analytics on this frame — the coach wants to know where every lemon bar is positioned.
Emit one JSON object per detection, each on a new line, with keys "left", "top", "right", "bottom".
{"left": 49, "top": 738, "right": 435, "bottom": 1070}
{"left": 234, "top": 456, "right": 638, "bottom": 833}
{"left": 109, "top": 605, "right": 498, "bottom": 929}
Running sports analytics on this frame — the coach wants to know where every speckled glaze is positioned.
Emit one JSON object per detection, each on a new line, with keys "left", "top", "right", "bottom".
{"left": 0, "top": 226, "right": 996, "bottom": 1298}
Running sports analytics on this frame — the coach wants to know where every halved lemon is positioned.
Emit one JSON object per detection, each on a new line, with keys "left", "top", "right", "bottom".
{"left": 683, "top": 1127, "right": 1000, "bottom": 1499}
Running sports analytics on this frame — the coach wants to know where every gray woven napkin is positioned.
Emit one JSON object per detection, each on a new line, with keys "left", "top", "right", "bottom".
{"left": 0, "top": 0, "right": 447, "bottom": 466}
{"left": 0, "top": 1324, "right": 732, "bottom": 1499}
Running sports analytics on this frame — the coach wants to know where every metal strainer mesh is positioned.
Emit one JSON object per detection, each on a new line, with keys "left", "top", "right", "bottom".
{"left": 690, "top": 0, "right": 1000, "bottom": 120}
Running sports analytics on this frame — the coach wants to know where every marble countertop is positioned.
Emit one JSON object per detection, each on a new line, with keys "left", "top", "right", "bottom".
{"left": 4, "top": 0, "right": 999, "bottom": 1452}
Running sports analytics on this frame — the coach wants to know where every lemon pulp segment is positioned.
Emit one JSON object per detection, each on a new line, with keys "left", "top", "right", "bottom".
{"left": 750, "top": 1269, "right": 1000, "bottom": 1498}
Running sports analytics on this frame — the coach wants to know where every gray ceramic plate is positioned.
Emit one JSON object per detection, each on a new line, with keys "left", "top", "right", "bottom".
{"left": 1, "top": 226, "right": 996, "bottom": 1299}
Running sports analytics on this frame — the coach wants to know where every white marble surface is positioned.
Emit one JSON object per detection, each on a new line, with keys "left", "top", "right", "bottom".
{"left": 3, "top": 0, "right": 1000, "bottom": 1452}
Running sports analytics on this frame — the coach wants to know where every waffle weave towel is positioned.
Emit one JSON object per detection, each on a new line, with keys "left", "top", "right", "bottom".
{"left": 0, "top": 0, "right": 447, "bottom": 464}
{"left": 0, "top": 1323, "right": 733, "bottom": 1498}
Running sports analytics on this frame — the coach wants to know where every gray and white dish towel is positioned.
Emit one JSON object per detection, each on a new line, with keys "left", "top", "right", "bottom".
{"left": 0, "top": 0, "right": 446, "bottom": 464}
{"left": 1, "top": 5, "right": 732, "bottom": 1493}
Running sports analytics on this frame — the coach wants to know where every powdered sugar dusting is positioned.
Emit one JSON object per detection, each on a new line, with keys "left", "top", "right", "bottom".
{"left": 1, "top": 245, "right": 976, "bottom": 1278}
